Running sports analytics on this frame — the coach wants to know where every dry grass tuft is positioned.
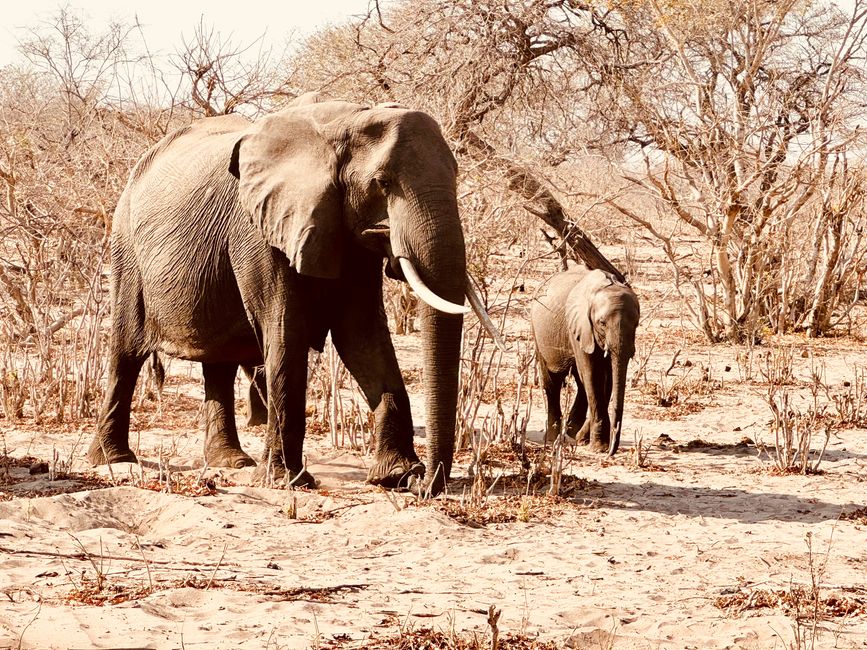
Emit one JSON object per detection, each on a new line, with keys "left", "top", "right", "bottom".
{"left": 839, "top": 507, "right": 867, "bottom": 526}
{"left": 0, "top": 453, "right": 116, "bottom": 501}
{"left": 320, "top": 624, "right": 562, "bottom": 649}
{"left": 63, "top": 577, "right": 367, "bottom": 607}
{"left": 432, "top": 493, "right": 572, "bottom": 528}
{"left": 714, "top": 586, "right": 867, "bottom": 619}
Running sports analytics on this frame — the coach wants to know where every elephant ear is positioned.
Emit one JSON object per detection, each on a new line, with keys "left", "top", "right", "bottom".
{"left": 229, "top": 110, "right": 344, "bottom": 279}
{"left": 567, "top": 269, "right": 615, "bottom": 355}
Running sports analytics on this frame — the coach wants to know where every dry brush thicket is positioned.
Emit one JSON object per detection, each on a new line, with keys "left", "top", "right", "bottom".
{"left": 1, "top": 1, "right": 866, "bottom": 449}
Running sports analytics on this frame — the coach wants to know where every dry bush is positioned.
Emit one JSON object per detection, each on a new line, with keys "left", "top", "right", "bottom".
{"left": 714, "top": 533, "right": 860, "bottom": 650}
{"left": 0, "top": 9, "right": 184, "bottom": 423}
{"left": 757, "top": 386, "right": 831, "bottom": 475}
{"left": 383, "top": 277, "right": 418, "bottom": 335}
{"left": 321, "top": 617, "right": 563, "bottom": 650}
{"left": 585, "top": 2, "right": 867, "bottom": 342}
{"left": 822, "top": 365, "right": 867, "bottom": 429}
{"left": 456, "top": 325, "right": 534, "bottom": 455}
{"left": 306, "top": 344, "right": 372, "bottom": 452}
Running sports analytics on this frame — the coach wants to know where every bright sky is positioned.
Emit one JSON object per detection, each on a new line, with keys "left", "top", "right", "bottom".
{"left": 0, "top": 0, "right": 378, "bottom": 66}
{"left": 1, "top": 0, "right": 860, "bottom": 68}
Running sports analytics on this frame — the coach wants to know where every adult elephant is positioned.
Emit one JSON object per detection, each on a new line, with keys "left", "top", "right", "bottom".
{"left": 531, "top": 267, "right": 640, "bottom": 455}
{"left": 87, "top": 94, "right": 489, "bottom": 495}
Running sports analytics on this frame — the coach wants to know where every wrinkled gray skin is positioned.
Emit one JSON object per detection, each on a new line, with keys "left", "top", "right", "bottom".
{"left": 531, "top": 267, "right": 640, "bottom": 454}
{"left": 241, "top": 365, "right": 268, "bottom": 427}
{"left": 87, "top": 95, "right": 466, "bottom": 494}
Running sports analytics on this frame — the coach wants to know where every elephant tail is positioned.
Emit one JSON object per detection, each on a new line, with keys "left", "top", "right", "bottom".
{"left": 149, "top": 352, "right": 166, "bottom": 394}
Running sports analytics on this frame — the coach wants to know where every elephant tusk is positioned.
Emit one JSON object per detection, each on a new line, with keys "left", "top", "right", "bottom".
{"left": 464, "top": 276, "right": 508, "bottom": 353}
{"left": 398, "top": 257, "right": 470, "bottom": 315}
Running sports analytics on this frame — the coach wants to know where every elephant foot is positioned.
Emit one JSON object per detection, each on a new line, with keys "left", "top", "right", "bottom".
{"left": 252, "top": 462, "right": 319, "bottom": 489}
{"left": 86, "top": 439, "right": 138, "bottom": 466}
{"left": 575, "top": 422, "right": 591, "bottom": 446}
{"left": 285, "top": 468, "right": 318, "bottom": 489}
{"left": 245, "top": 412, "right": 268, "bottom": 427}
{"left": 367, "top": 451, "right": 425, "bottom": 490}
{"left": 205, "top": 446, "right": 256, "bottom": 469}
{"left": 544, "top": 423, "right": 561, "bottom": 444}
{"left": 590, "top": 438, "right": 610, "bottom": 454}
{"left": 408, "top": 463, "right": 447, "bottom": 498}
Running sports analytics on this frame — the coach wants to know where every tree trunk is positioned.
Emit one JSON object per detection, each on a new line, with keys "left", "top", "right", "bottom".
{"left": 457, "top": 129, "right": 625, "bottom": 283}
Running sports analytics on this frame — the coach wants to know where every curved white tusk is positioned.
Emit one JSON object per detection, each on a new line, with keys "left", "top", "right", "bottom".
{"left": 398, "top": 257, "right": 470, "bottom": 315}
{"left": 464, "top": 277, "right": 508, "bottom": 353}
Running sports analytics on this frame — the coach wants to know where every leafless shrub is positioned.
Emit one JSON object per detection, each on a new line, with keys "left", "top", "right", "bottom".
{"left": 383, "top": 278, "right": 417, "bottom": 335}
{"left": 757, "top": 386, "right": 831, "bottom": 475}
{"left": 758, "top": 346, "right": 800, "bottom": 387}
{"left": 629, "top": 334, "right": 658, "bottom": 388}
{"left": 637, "top": 359, "right": 720, "bottom": 412}
{"left": 173, "top": 19, "right": 293, "bottom": 117}
{"left": 306, "top": 343, "right": 372, "bottom": 452}
{"left": 456, "top": 325, "right": 533, "bottom": 458}
{"left": 628, "top": 430, "right": 650, "bottom": 470}
{"left": 821, "top": 366, "right": 867, "bottom": 429}
{"left": 0, "top": 10, "right": 157, "bottom": 422}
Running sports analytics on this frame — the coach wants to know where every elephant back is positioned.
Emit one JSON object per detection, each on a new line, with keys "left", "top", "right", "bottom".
{"left": 127, "top": 115, "right": 251, "bottom": 188}
{"left": 531, "top": 266, "right": 593, "bottom": 369}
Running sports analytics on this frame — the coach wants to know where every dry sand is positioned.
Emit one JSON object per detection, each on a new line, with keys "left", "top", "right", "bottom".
{"left": 1, "top": 256, "right": 866, "bottom": 649}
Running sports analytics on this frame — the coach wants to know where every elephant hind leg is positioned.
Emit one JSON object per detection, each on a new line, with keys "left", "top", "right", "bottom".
{"left": 565, "top": 366, "right": 588, "bottom": 443}
{"left": 88, "top": 352, "right": 148, "bottom": 465}
{"left": 242, "top": 365, "right": 268, "bottom": 427}
{"left": 88, "top": 261, "right": 149, "bottom": 466}
{"left": 202, "top": 362, "right": 256, "bottom": 469}
{"left": 539, "top": 358, "right": 568, "bottom": 444}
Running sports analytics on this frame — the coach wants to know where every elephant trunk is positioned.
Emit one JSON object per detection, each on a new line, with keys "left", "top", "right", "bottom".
{"left": 608, "top": 348, "right": 629, "bottom": 456}
{"left": 391, "top": 191, "right": 465, "bottom": 495}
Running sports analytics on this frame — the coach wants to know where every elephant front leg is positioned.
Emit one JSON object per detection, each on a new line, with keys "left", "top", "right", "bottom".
{"left": 331, "top": 318, "right": 422, "bottom": 490}
{"left": 202, "top": 362, "right": 256, "bottom": 469}
{"left": 575, "top": 352, "right": 611, "bottom": 453}
{"left": 254, "top": 342, "right": 317, "bottom": 488}
{"left": 366, "top": 391, "right": 424, "bottom": 488}
{"left": 88, "top": 354, "right": 148, "bottom": 465}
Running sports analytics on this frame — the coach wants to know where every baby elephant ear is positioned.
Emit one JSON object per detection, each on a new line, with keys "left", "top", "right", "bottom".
{"left": 567, "top": 269, "right": 614, "bottom": 355}
{"left": 229, "top": 110, "right": 343, "bottom": 279}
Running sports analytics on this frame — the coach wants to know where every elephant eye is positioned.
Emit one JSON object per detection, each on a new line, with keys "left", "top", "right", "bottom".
{"left": 375, "top": 177, "right": 390, "bottom": 194}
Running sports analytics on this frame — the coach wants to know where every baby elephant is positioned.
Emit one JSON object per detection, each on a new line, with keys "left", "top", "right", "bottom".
{"left": 531, "top": 267, "right": 640, "bottom": 455}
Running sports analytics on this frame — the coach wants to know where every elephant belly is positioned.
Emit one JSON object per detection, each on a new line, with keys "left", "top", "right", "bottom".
{"left": 136, "top": 243, "right": 259, "bottom": 363}
{"left": 540, "top": 344, "right": 575, "bottom": 375}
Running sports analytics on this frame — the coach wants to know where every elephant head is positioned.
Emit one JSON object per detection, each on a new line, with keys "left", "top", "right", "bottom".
{"left": 228, "top": 95, "right": 491, "bottom": 493}
{"left": 571, "top": 269, "right": 640, "bottom": 456}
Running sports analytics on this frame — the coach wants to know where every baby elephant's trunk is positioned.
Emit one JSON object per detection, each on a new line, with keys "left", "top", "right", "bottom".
{"left": 608, "top": 351, "right": 628, "bottom": 455}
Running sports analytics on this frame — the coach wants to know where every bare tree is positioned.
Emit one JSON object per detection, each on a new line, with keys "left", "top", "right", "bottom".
{"left": 173, "top": 19, "right": 294, "bottom": 117}
{"left": 581, "top": 0, "right": 867, "bottom": 341}
{"left": 0, "top": 8, "right": 186, "bottom": 420}
{"left": 291, "top": 0, "right": 625, "bottom": 280}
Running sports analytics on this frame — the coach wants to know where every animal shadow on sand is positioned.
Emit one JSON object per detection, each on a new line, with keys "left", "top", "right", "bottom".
{"left": 597, "top": 480, "right": 858, "bottom": 525}
{"left": 651, "top": 433, "right": 867, "bottom": 462}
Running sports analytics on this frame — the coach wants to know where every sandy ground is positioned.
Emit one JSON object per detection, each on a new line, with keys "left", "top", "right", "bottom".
{"left": 1, "top": 251, "right": 867, "bottom": 649}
